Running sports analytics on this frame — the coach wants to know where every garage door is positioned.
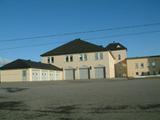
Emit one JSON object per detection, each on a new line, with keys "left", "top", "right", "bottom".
{"left": 41, "top": 71, "right": 48, "bottom": 80}
{"left": 95, "top": 67, "right": 105, "bottom": 79}
{"left": 79, "top": 68, "right": 90, "bottom": 79}
{"left": 50, "top": 71, "right": 55, "bottom": 80}
{"left": 32, "top": 70, "right": 40, "bottom": 81}
{"left": 65, "top": 69, "right": 75, "bottom": 80}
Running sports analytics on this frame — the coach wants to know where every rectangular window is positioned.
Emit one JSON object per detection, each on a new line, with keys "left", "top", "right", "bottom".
{"left": 151, "top": 62, "right": 156, "bottom": 67}
{"left": 135, "top": 63, "right": 139, "bottom": 69}
{"left": 66, "top": 56, "right": 69, "bottom": 62}
{"left": 100, "top": 52, "right": 103, "bottom": 59}
{"left": 22, "top": 70, "right": 27, "bottom": 80}
{"left": 136, "top": 72, "right": 139, "bottom": 75}
{"left": 70, "top": 56, "right": 73, "bottom": 62}
{"left": 65, "top": 55, "right": 73, "bottom": 62}
{"left": 47, "top": 57, "right": 50, "bottom": 63}
{"left": 51, "top": 57, "right": 54, "bottom": 63}
{"left": 95, "top": 53, "right": 99, "bottom": 60}
{"left": 84, "top": 54, "right": 87, "bottom": 61}
{"left": 141, "top": 63, "right": 144, "bottom": 68}
{"left": 80, "top": 54, "right": 87, "bottom": 61}
{"left": 118, "top": 54, "right": 121, "bottom": 60}
{"left": 95, "top": 52, "right": 103, "bottom": 60}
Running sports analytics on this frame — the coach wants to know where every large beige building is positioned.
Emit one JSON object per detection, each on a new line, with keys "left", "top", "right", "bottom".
{"left": 41, "top": 39, "right": 127, "bottom": 80}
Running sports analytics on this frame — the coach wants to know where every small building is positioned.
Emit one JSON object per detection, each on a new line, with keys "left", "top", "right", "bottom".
{"left": 0, "top": 59, "right": 62, "bottom": 82}
{"left": 126, "top": 55, "right": 160, "bottom": 78}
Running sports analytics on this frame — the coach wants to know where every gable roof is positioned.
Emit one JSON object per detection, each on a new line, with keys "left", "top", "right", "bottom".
{"left": 105, "top": 42, "right": 127, "bottom": 51}
{"left": 0, "top": 59, "right": 62, "bottom": 71}
{"left": 41, "top": 39, "right": 107, "bottom": 56}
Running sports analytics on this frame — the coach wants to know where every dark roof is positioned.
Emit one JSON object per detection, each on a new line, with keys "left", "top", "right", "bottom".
{"left": 105, "top": 42, "right": 127, "bottom": 51}
{"left": 41, "top": 39, "right": 107, "bottom": 56}
{"left": 0, "top": 59, "right": 62, "bottom": 70}
{"left": 127, "top": 55, "right": 160, "bottom": 60}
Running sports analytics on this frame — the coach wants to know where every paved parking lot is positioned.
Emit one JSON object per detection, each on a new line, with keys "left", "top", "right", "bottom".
{"left": 0, "top": 79, "right": 160, "bottom": 120}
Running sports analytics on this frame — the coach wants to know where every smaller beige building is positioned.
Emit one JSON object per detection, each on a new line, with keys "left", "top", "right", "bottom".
{"left": 127, "top": 55, "right": 160, "bottom": 78}
{"left": 0, "top": 59, "right": 62, "bottom": 82}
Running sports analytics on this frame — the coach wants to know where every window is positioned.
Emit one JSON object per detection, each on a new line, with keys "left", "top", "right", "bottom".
{"left": 118, "top": 54, "right": 121, "bottom": 60}
{"left": 51, "top": 57, "right": 54, "bottom": 63}
{"left": 47, "top": 57, "right": 50, "bottom": 63}
{"left": 65, "top": 55, "right": 73, "bottom": 62}
{"left": 151, "top": 62, "right": 156, "bottom": 67}
{"left": 66, "top": 56, "right": 69, "bottom": 62}
{"left": 84, "top": 54, "right": 87, "bottom": 61}
{"left": 80, "top": 53, "right": 87, "bottom": 61}
{"left": 95, "top": 52, "right": 103, "bottom": 60}
{"left": 141, "top": 72, "right": 144, "bottom": 76}
{"left": 135, "top": 63, "right": 139, "bottom": 69}
{"left": 136, "top": 72, "right": 139, "bottom": 75}
{"left": 70, "top": 56, "right": 73, "bottom": 62}
{"left": 141, "top": 63, "right": 144, "bottom": 68}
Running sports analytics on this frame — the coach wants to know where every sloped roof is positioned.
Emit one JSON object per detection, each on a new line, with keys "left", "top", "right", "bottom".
{"left": 127, "top": 55, "right": 160, "bottom": 60}
{"left": 0, "top": 59, "right": 62, "bottom": 71}
{"left": 41, "top": 39, "right": 107, "bottom": 56}
{"left": 105, "top": 42, "right": 127, "bottom": 51}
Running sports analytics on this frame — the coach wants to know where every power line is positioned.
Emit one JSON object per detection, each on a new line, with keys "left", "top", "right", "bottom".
{"left": 85, "top": 30, "right": 160, "bottom": 40}
{"left": 0, "top": 29, "right": 160, "bottom": 51}
{"left": 0, "top": 22, "right": 160, "bottom": 43}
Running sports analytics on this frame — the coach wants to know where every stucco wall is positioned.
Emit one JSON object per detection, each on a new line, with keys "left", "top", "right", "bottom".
{"left": 127, "top": 57, "right": 160, "bottom": 77}
{"left": 41, "top": 51, "right": 115, "bottom": 79}
{"left": 0, "top": 69, "right": 29, "bottom": 82}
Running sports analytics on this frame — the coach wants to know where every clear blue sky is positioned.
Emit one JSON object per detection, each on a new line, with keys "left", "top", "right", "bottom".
{"left": 0, "top": 0, "right": 160, "bottom": 61}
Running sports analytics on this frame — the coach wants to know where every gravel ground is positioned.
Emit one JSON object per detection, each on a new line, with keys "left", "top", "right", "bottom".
{"left": 0, "top": 79, "right": 160, "bottom": 120}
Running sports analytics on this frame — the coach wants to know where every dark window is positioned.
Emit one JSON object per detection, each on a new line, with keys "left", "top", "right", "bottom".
{"left": 136, "top": 72, "right": 139, "bottom": 75}
{"left": 51, "top": 57, "right": 54, "bottom": 63}
{"left": 141, "top": 72, "right": 144, "bottom": 76}
{"left": 118, "top": 54, "right": 121, "bottom": 60}
{"left": 84, "top": 54, "right": 87, "bottom": 61}
{"left": 70, "top": 56, "right": 73, "bottom": 62}
{"left": 141, "top": 63, "right": 144, "bottom": 68}
{"left": 159, "top": 70, "right": 160, "bottom": 74}
{"left": 147, "top": 72, "right": 150, "bottom": 75}
{"left": 47, "top": 57, "right": 50, "bottom": 63}
{"left": 66, "top": 56, "right": 69, "bottom": 62}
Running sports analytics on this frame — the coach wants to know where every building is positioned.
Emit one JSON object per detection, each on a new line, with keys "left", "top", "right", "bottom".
{"left": 41, "top": 39, "right": 117, "bottom": 80}
{"left": 0, "top": 59, "right": 62, "bottom": 82}
{"left": 106, "top": 42, "right": 127, "bottom": 77}
{"left": 0, "top": 39, "right": 160, "bottom": 82}
{"left": 127, "top": 55, "right": 160, "bottom": 77}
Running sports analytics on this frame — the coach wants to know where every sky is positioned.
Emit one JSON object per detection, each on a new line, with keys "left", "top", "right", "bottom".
{"left": 0, "top": 0, "right": 160, "bottom": 62}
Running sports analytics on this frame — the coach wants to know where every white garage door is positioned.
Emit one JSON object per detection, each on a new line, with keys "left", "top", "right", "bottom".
{"left": 65, "top": 69, "right": 75, "bottom": 80}
{"left": 41, "top": 71, "right": 48, "bottom": 80}
{"left": 32, "top": 70, "right": 40, "bottom": 81}
{"left": 50, "top": 71, "right": 55, "bottom": 80}
{"left": 95, "top": 67, "right": 105, "bottom": 79}
{"left": 79, "top": 68, "right": 90, "bottom": 79}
